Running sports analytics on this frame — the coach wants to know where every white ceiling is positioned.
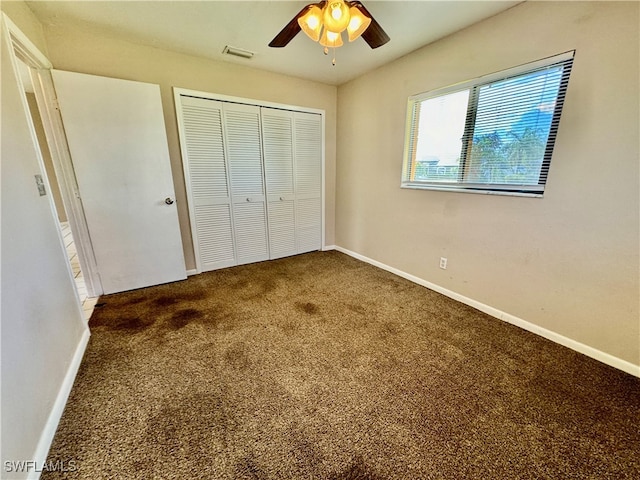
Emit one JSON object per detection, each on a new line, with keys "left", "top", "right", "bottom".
{"left": 26, "top": 1, "right": 521, "bottom": 86}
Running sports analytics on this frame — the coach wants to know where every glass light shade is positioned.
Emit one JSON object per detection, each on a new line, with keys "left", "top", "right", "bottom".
{"left": 346, "top": 6, "right": 372, "bottom": 42}
{"left": 298, "top": 5, "right": 323, "bottom": 42}
{"left": 319, "top": 29, "right": 344, "bottom": 48}
{"left": 322, "top": 1, "right": 350, "bottom": 33}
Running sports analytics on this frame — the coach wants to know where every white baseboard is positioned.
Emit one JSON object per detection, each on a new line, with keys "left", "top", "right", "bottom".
{"left": 322, "top": 244, "right": 336, "bottom": 251}
{"left": 29, "top": 328, "right": 90, "bottom": 480}
{"left": 186, "top": 269, "right": 198, "bottom": 276}
{"left": 333, "top": 246, "right": 640, "bottom": 378}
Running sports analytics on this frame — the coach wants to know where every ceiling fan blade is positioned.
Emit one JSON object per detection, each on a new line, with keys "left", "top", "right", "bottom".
{"left": 269, "top": 3, "right": 325, "bottom": 48}
{"left": 351, "top": 2, "right": 390, "bottom": 49}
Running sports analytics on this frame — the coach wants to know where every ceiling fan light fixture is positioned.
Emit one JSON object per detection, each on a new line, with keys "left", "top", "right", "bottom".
{"left": 347, "top": 5, "right": 372, "bottom": 42}
{"left": 319, "top": 29, "right": 343, "bottom": 48}
{"left": 268, "top": 0, "right": 389, "bottom": 54}
{"left": 298, "top": 4, "right": 323, "bottom": 42}
{"left": 323, "top": 1, "right": 350, "bottom": 33}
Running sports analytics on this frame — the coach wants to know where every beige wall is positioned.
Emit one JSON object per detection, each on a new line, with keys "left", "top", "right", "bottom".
{"left": 2, "top": 4, "right": 88, "bottom": 472}
{"left": 336, "top": 2, "right": 639, "bottom": 366}
{"left": 41, "top": 23, "right": 337, "bottom": 271}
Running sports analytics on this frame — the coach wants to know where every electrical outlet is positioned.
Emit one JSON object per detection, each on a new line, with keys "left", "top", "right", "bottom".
{"left": 439, "top": 257, "right": 447, "bottom": 269}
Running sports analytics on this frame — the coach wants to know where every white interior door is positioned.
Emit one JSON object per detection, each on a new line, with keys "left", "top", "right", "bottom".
{"left": 261, "top": 107, "right": 297, "bottom": 259}
{"left": 52, "top": 70, "right": 186, "bottom": 294}
{"left": 178, "top": 95, "right": 236, "bottom": 272}
{"left": 224, "top": 103, "right": 270, "bottom": 266}
{"left": 294, "top": 112, "right": 322, "bottom": 253}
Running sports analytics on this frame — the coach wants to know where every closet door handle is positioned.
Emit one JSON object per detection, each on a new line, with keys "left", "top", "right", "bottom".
{"left": 246, "top": 198, "right": 251, "bottom": 202}
{"left": 279, "top": 197, "right": 285, "bottom": 201}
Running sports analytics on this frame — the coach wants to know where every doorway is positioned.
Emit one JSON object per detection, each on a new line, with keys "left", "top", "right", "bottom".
{"left": 6, "top": 17, "right": 102, "bottom": 319}
{"left": 16, "top": 58, "right": 97, "bottom": 318}
{"left": 6, "top": 15, "right": 187, "bottom": 302}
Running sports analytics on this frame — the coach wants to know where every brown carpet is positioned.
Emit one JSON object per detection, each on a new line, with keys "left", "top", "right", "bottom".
{"left": 43, "top": 251, "right": 639, "bottom": 479}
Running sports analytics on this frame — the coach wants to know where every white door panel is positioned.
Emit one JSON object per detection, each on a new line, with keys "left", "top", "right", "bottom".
{"left": 233, "top": 201, "right": 269, "bottom": 265}
{"left": 224, "top": 103, "right": 269, "bottom": 265}
{"left": 296, "top": 197, "right": 322, "bottom": 253}
{"left": 194, "top": 204, "right": 236, "bottom": 270}
{"left": 178, "top": 96, "right": 235, "bottom": 271}
{"left": 52, "top": 70, "right": 186, "bottom": 294}
{"left": 262, "top": 109, "right": 295, "bottom": 196}
{"left": 262, "top": 108, "right": 297, "bottom": 259}
{"left": 225, "top": 104, "right": 266, "bottom": 197}
{"left": 267, "top": 200, "right": 297, "bottom": 259}
{"left": 294, "top": 112, "right": 322, "bottom": 253}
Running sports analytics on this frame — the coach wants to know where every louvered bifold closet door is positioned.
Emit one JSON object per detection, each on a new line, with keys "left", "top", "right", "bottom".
{"left": 179, "top": 96, "right": 236, "bottom": 271}
{"left": 294, "top": 112, "right": 322, "bottom": 253}
{"left": 261, "top": 108, "right": 297, "bottom": 259}
{"left": 224, "top": 103, "right": 270, "bottom": 265}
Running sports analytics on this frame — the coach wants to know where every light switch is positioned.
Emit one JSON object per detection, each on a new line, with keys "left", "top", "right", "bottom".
{"left": 34, "top": 174, "right": 46, "bottom": 196}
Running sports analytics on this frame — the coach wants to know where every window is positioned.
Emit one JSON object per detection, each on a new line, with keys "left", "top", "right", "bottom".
{"left": 402, "top": 51, "right": 574, "bottom": 196}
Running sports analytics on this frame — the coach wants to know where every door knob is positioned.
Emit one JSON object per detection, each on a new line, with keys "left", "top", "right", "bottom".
{"left": 165, "top": 197, "right": 174, "bottom": 205}
{"left": 280, "top": 196, "right": 285, "bottom": 201}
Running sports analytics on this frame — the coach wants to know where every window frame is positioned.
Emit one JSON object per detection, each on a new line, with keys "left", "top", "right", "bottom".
{"left": 401, "top": 51, "right": 575, "bottom": 197}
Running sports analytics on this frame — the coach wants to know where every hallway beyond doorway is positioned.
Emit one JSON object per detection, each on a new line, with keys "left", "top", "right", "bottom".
{"left": 61, "top": 221, "right": 97, "bottom": 320}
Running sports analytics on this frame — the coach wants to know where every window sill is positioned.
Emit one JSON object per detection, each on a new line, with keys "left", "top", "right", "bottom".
{"left": 400, "top": 183, "right": 544, "bottom": 198}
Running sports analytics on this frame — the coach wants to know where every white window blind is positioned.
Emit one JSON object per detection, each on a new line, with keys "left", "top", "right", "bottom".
{"left": 402, "top": 51, "right": 574, "bottom": 196}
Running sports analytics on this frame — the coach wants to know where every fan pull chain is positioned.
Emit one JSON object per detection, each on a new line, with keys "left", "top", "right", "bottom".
{"left": 322, "top": 46, "right": 337, "bottom": 66}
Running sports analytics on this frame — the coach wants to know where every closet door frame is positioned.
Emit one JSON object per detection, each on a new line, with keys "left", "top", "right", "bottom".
{"left": 174, "top": 88, "right": 325, "bottom": 274}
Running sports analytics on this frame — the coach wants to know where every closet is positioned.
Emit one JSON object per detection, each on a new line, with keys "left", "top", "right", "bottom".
{"left": 176, "top": 92, "right": 323, "bottom": 273}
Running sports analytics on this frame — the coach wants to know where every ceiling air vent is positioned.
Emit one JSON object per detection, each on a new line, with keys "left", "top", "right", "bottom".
{"left": 222, "top": 45, "right": 254, "bottom": 59}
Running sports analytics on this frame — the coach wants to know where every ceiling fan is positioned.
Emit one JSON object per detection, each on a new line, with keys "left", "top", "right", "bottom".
{"left": 269, "top": 1, "right": 390, "bottom": 50}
